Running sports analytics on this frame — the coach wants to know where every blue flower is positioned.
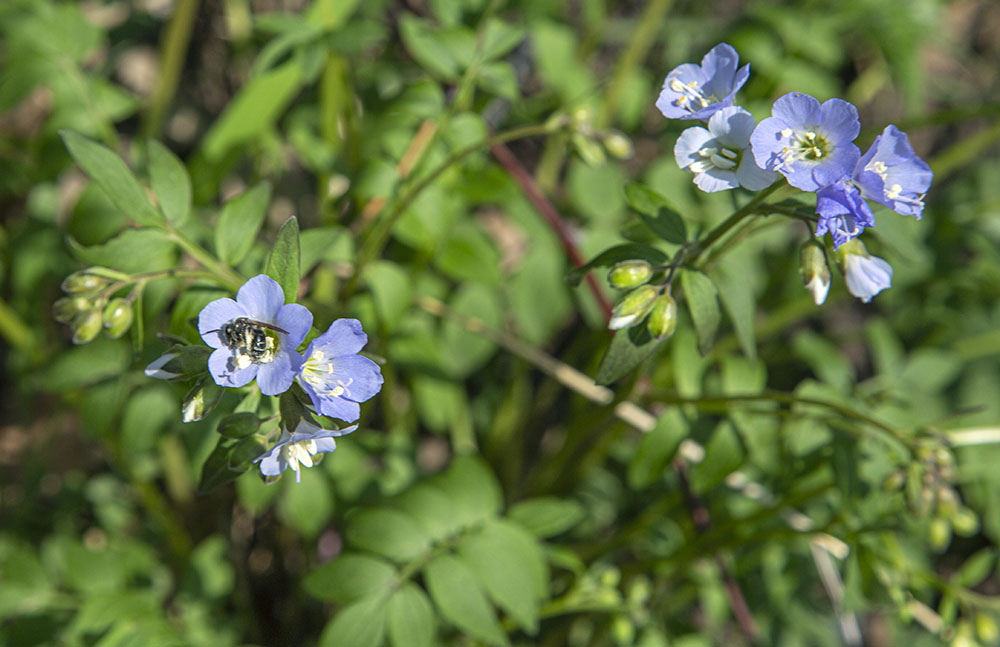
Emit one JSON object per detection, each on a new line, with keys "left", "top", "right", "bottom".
{"left": 656, "top": 43, "right": 749, "bottom": 121}
{"left": 297, "top": 319, "right": 383, "bottom": 422}
{"left": 814, "top": 180, "right": 876, "bottom": 250}
{"left": 255, "top": 419, "right": 358, "bottom": 483}
{"left": 674, "top": 106, "right": 778, "bottom": 192}
{"left": 838, "top": 240, "right": 893, "bottom": 303}
{"left": 750, "top": 92, "right": 861, "bottom": 191}
{"left": 854, "top": 125, "right": 932, "bottom": 218}
{"left": 198, "top": 275, "right": 312, "bottom": 395}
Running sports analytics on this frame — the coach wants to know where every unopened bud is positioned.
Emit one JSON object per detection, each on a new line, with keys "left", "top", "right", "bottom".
{"left": 647, "top": 293, "right": 678, "bottom": 340}
{"left": 610, "top": 615, "right": 635, "bottom": 647}
{"left": 602, "top": 131, "right": 634, "bottom": 160}
{"left": 608, "top": 260, "right": 653, "bottom": 289}
{"left": 627, "top": 575, "right": 651, "bottom": 606}
{"left": 952, "top": 620, "right": 977, "bottom": 647}
{"left": 61, "top": 269, "right": 108, "bottom": 294}
{"left": 976, "top": 612, "right": 999, "bottom": 643}
{"left": 882, "top": 470, "right": 905, "bottom": 493}
{"left": 571, "top": 106, "right": 594, "bottom": 131}
{"left": 572, "top": 133, "right": 606, "bottom": 166}
{"left": 218, "top": 412, "right": 261, "bottom": 439}
{"left": 936, "top": 487, "right": 959, "bottom": 519}
{"left": 145, "top": 345, "right": 212, "bottom": 381}
{"left": 182, "top": 377, "right": 222, "bottom": 423}
{"left": 71, "top": 310, "right": 103, "bottom": 344}
{"left": 929, "top": 517, "right": 951, "bottom": 552}
{"left": 609, "top": 285, "right": 658, "bottom": 330}
{"left": 799, "top": 239, "right": 831, "bottom": 305}
{"left": 951, "top": 507, "right": 979, "bottom": 537}
{"left": 53, "top": 296, "right": 89, "bottom": 324}
{"left": 102, "top": 298, "right": 133, "bottom": 339}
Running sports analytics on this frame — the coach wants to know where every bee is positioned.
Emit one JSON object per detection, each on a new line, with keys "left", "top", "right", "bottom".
{"left": 212, "top": 317, "right": 288, "bottom": 362}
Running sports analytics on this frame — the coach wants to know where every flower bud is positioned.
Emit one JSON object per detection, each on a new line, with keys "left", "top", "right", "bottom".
{"left": 571, "top": 106, "right": 594, "bottom": 131}
{"left": 53, "top": 296, "right": 89, "bottom": 324}
{"left": 936, "top": 487, "right": 959, "bottom": 519}
{"left": 182, "top": 377, "right": 223, "bottom": 423}
{"left": 976, "top": 613, "right": 999, "bottom": 643}
{"left": 102, "top": 298, "right": 133, "bottom": 339}
{"left": 71, "top": 309, "right": 103, "bottom": 344}
{"left": 609, "top": 285, "right": 658, "bottom": 330}
{"left": 836, "top": 239, "right": 893, "bottom": 303}
{"left": 217, "top": 412, "right": 261, "bottom": 439}
{"left": 952, "top": 620, "right": 977, "bottom": 647}
{"left": 610, "top": 615, "right": 635, "bottom": 647}
{"left": 929, "top": 517, "right": 951, "bottom": 551}
{"left": 602, "top": 131, "right": 634, "bottom": 160}
{"left": 61, "top": 269, "right": 108, "bottom": 294}
{"left": 572, "top": 133, "right": 606, "bottom": 167}
{"left": 646, "top": 293, "right": 678, "bottom": 340}
{"left": 951, "top": 507, "right": 979, "bottom": 537}
{"left": 799, "top": 239, "right": 831, "bottom": 305}
{"left": 881, "top": 470, "right": 905, "bottom": 493}
{"left": 145, "top": 345, "right": 212, "bottom": 381}
{"left": 608, "top": 260, "right": 653, "bottom": 289}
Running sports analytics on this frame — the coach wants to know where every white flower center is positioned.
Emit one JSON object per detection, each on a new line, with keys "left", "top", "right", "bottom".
{"left": 692, "top": 144, "right": 740, "bottom": 173}
{"left": 301, "top": 349, "right": 354, "bottom": 399}
{"left": 669, "top": 77, "right": 717, "bottom": 111}
{"left": 777, "top": 129, "right": 832, "bottom": 171}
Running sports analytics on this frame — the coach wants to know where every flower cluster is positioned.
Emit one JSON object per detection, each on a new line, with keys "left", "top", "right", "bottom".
{"left": 149, "top": 274, "right": 383, "bottom": 482}
{"left": 658, "top": 43, "right": 932, "bottom": 303}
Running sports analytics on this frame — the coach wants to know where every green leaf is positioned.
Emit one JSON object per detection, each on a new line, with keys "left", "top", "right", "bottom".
{"left": 60, "top": 131, "right": 162, "bottom": 227}
{"left": 198, "top": 441, "right": 247, "bottom": 493}
{"left": 387, "top": 583, "right": 436, "bottom": 647}
{"left": 567, "top": 243, "right": 668, "bottom": 287}
{"left": 277, "top": 466, "right": 333, "bottom": 539}
{"left": 147, "top": 140, "right": 191, "bottom": 225}
{"left": 595, "top": 325, "right": 663, "bottom": 385}
{"left": 624, "top": 183, "right": 687, "bottom": 244}
{"left": 392, "top": 483, "right": 465, "bottom": 542}
{"left": 432, "top": 456, "right": 503, "bottom": 527}
{"left": 215, "top": 183, "right": 272, "bottom": 266}
{"left": 346, "top": 508, "right": 431, "bottom": 563}
{"left": 680, "top": 269, "right": 720, "bottom": 356}
{"left": 266, "top": 216, "right": 301, "bottom": 303}
{"left": 459, "top": 519, "right": 547, "bottom": 633}
{"left": 301, "top": 226, "right": 349, "bottom": 275}
{"left": 424, "top": 554, "right": 509, "bottom": 647}
{"left": 399, "top": 14, "right": 461, "bottom": 80}
{"left": 304, "top": 553, "right": 396, "bottom": 604}
{"left": 689, "top": 421, "right": 745, "bottom": 491}
{"left": 319, "top": 595, "right": 388, "bottom": 647}
{"left": 26, "top": 338, "right": 129, "bottom": 392}
{"left": 365, "top": 260, "right": 413, "bottom": 334}
{"left": 954, "top": 548, "right": 995, "bottom": 587}
{"left": 480, "top": 18, "right": 525, "bottom": 60}
{"left": 68, "top": 228, "right": 176, "bottom": 273}
{"left": 201, "top": 60, "right": 303, "bottom": 160}
{"left": 508, "top": 497, "right": 586, "bottom": 538}
{"left": 627, "top": 408, "right": 688, "bottom": 489}
{"left": 711, "top": 267, "right": 756, "bottom": 361}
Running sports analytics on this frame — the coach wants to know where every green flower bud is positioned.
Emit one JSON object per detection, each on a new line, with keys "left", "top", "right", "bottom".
{"left": 102, "top": 298, "right": 133, "bottom": 339}
{"left": 936, "top": 487, "right": 959, "bottom": 519}
{"left": 929, "top": 517, "right": 951, "bottom": 552}
{"left": 571, "top": 106, "right": 594, "bottom": 131}
{"left": 599, "top": 566, "right": 621, "bottom": 589}
{"left": 609, "top": 285, "right": 658, "bottom": 330}
{"left": 544, "top": 111, "right": 571, "bottom": 132}
{"left": 71, "top": 309, "right": 103, "bottom": 344}
{"left": 952, "top": 620, "right": 977, "bottom": 647}
{"left": 610, "top": 614, "right": 635, "bottom": 647}
{"left": 53, "top": 296, "right": 89, "bottom": 324}
{"left": 182, "top": 377, "right": 223, "bottom": 423}
{"left": 976, "top": 613, "right": 999, "bottom": 643}
{"left": 218, "top": 412, "right": 262, "bottom": 439}
{"left": 572, "top": 133, "right": 606, "bottom": 167}
{"left": 229, "top": 436, "right": 269, "bottom": 470}
{"left": 646, "top": 293, "right": 678, "bottom": 340}
{"left": 608, "top": 260, "right": 653, "bottom": 289}
{"left": 626, "top": 575, "right": 651, "bottom": 606}
{"left": 951, "top": 507, "right": 979, "bottom": 537}
{"left": 61, "top": 269, "right": 109, "bottom": 294}
{"left": 146, "top": 345, "right": 213, "bottom": 381}
{"left": 799, "top": 239, "right": 831, "bottom": 305}
{"left": 881, "top": 470, "right": 905, "bottom": 493}
{"left": 602, "top": 131, "right": 634, "bottom": 160}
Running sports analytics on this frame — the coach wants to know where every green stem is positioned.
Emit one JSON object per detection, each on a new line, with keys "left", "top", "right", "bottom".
{"left": 347, "top": 123, "right": 555, "bottom": 294}
{"left": 688, "top": 183, "right": 783, "bottom": 266}
{"left": 143, "top": 0, "right": 201, "bottom": 137}
{"left": 166, "top": 227, "right": 244, "bottom": 291}
{"left": 0, "top": 297, "right": 36, "bottom": 354}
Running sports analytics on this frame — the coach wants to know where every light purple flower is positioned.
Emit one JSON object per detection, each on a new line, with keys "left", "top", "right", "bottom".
{"left": 255, "top": 419, "right": 358, "bottom": 483}
{"left": 839, "top": 241, "right": 893, "bottom": 303}
{"left": 854, "top": 125, "right": 932, "bottom": 218}
{"left": 814, "top": 180, "right": 876, "bottom": 250}
{"left": 197, "top": 275, "right": 312, "bottom": 395}
{"left": 750, "top": 92, "right": 861, "bottom": 191}
{"left": 656, "top": 43, "right": 750, "bottom": 121}
{"left": 674, "top": 106, "right": 778, "bottom": 192}
{"left": 297, "top": 319, "right": 383, "bottom": 422}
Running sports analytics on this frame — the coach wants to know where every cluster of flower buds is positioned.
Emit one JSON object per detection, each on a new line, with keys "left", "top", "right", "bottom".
{"left": 545, "top": 106, "right": 634, "bottom": 165}
{"left": 883, "top": 438, "right": 976, "bottom": 551}
{"left": 53, "top": 267, "right": 134, "bottom": 343}
{"left": 607, "top": 261, "right": 677, "bottom": 340}
{"left": 658, "top": 43, "right": 932, "bottom": 304}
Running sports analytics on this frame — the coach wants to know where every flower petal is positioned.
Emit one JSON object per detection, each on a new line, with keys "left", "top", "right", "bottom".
{"left": 819, "top": 98, "right": 861, "bottom": 143}
{"left": 256, "top": 350, "right": 298, "bottom": 396}
{"left": 208, "top": 347, "right": 258, "bottom": 388}
{"left": 314, "top": 319, "right": 369, "bottom": 356}
{"left": 276, "top": 303, "right": 313, "bottom": 348}
{"left": 333, "top": 355, "right": 384, "bottom": 402}
{"left": 198, "top": 298, "right": 246, "bottom": 348}
{"left": 735, "top": 157, "right": 778, "bottom": 191}
{"left": 674, "top": 127, "right": 714, "bottom": 170}
{"left": 316, "top": 394, "right": 361, "bottom": 423}
{"left": 694, "top": 167, "right": 740, "bottom": 193}
{"left": 711, "top": 107, "right": 756, "bottom": 148}
{"left": 237, "top": 275, "right": 286, "bottom": 322}
{"left": 750, "top": 116, "right": 790, "bottom": 172}
{"left": 771, "top": 92, "right": 821, "bottom": 127}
